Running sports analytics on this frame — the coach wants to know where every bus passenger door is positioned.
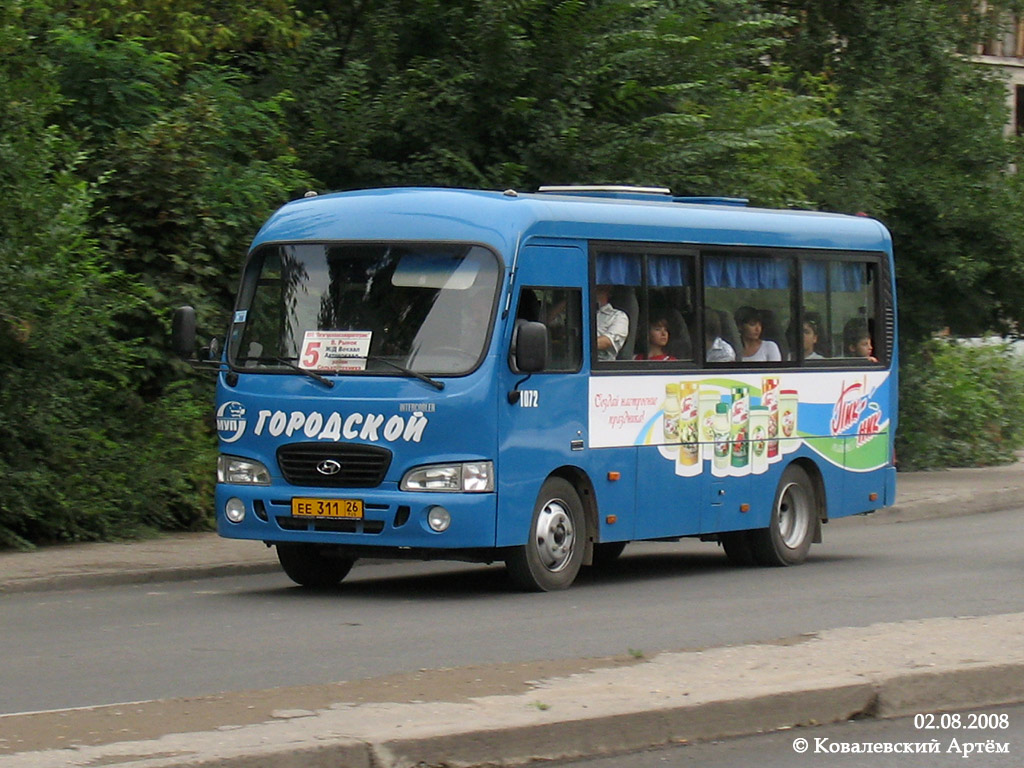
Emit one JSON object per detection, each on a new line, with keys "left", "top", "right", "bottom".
{"left": 495, "top": 245, "right": 601, "bottom": 548}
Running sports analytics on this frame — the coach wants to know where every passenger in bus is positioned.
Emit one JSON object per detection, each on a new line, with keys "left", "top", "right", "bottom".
{"left": 843, "top": 318, "right": 877, "bottom": 362}
{"left": 704, "top": 308, "right": 736, "bottom": 362}
{"left": 634, "top": 317, "right": 676, "bottom": 361}
{"left": 799, "top": 313, "right": 826, "bottom": 360}
{"left": 735, "top": 305, "right": 781, "bottom": 362}
{"left": 595, "top": 284, "right": 629, "bottom": 361}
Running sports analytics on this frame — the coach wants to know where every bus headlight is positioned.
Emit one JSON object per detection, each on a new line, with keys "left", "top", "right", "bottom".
{"left": 400, "top": 461, "right": 494, "bottom": 492}
{"left": 218, "top": 455, "right": 271, "bottom": 485}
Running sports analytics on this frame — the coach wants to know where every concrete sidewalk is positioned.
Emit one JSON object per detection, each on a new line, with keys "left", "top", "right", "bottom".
{"left": 1, "top": 459, "right": 1022, "bottom": 768}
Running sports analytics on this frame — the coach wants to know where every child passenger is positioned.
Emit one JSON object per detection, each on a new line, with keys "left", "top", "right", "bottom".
{"left": 843, "top": 319, "right": 878, "bottom": 363}
{"left": 802, "top": 313, "right": 825, "bottom": 360}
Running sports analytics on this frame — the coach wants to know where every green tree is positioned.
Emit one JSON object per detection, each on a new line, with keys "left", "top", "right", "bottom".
{"left": 276, "top": 0, "right": 838, "bottom": 206}
{"left": 87, "top": 64, "right": 314, "bottom": 387}
{"left": 46, "top": 0, "right": 305, "bottom": 62}
{"left": 0, "top": 3, "right": 312, "bottom": 547}
{"left": 0, "top": 2, "right": 215, "bottom": 547}
{"left": 767, "top": 0, "right": 1024, "bottom": 339}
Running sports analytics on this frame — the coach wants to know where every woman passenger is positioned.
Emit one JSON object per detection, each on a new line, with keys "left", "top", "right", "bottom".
{"left": 734, "top": 306, "right": 781, "bottom": 362}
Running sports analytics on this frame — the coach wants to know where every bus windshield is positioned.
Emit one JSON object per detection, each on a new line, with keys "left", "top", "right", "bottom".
{"left": 229, "top": 243, "right": 501, "bottom": 376}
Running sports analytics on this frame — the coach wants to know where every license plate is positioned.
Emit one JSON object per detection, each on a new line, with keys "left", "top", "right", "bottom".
{"left": 291, "top": 498, "right": 364, "bottom": 519}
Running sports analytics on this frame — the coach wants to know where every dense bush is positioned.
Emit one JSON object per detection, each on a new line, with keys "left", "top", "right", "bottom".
{"left": 897, "top": 339, "right": 1024, "bottom": 471}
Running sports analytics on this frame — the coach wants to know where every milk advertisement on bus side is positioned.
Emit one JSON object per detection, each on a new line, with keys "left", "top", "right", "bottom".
{"left": 589, "top": 371, "right": 891, "bottom": 478}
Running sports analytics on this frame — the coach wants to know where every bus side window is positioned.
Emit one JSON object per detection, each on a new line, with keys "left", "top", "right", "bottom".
{"left": 704, "top": 252, "right": 793, "bottom": 364}
{"left": 802, "top": 260, "right": 881, "bottom": 363}
{"left": 514, "top": 288, "right": 582, "bottom": 372}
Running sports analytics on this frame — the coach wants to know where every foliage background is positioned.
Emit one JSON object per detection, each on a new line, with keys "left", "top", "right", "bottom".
{"left": 2, "top": 0, "right": 1023, "bottom": 547}
{"left": 897, "top": 340, "right": 1024, "bottom": 470}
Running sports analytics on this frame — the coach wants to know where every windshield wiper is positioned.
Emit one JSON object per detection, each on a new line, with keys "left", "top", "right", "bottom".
{"left": 236, "top": 355, "right": 441, "bottom": 391}
{"left": 274, "top": 358, "right": 335, "bottom": 388}
{"left": 365, "top": 357, "right": 445, "bottom": 391}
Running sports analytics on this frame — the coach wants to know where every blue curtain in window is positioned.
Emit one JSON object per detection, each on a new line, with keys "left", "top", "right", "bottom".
{"left": 802, "top": 261, "right": 866, "bottom": 293}
{"left": 647, "top": 254, "right": 689, "bottom": 287}
{"left": 595, "top": 253, "right": 643, "bottom": 285}
{"left": 596, "top": 253, "right": 690, "bottom": 286}
{"left": 705, "top": 255, "right": 789, "bottom": 289}
{"left": 598, "top": 253, "right": 865, "bottom": 291}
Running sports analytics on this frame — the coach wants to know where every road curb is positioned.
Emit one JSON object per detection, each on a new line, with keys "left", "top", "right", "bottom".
{"left": 862, "top": 487, "right": 1024, "bottom": 525}
{"left": 0, "top": 562, "right": 281, "bottom": 595}
{"left": 370, "top": 683, "right": 880, "bottom": 768}
{"left": 4, "top": 615, "right": 1022, "bottom": 768}
{"left": 6, "top": 663, "right": 1022, "bottom": 768}
{"left": 876, "top": 662, "right": 1024, "bottom": 718}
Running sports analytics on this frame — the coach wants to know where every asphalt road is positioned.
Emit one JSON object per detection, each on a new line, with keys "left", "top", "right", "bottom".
{"left": 545, "top": 703, "right": 1024, "bottom": 768}
{"left": 1, "top": 506, "right": 1022, "bottom": 716}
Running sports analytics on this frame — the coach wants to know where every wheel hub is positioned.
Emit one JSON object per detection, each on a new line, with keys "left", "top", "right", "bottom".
{"left": 777, "top": 482, "right": 811, "bottom": 549}
{"left": 534, "top": 500, "right": 575, "bottom": 572}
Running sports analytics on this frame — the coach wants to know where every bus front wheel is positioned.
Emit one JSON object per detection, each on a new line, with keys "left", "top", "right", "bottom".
{"left": 276, "top": 543, "right": 355, "bottom": 588}
{"left": 750, "top": 464, "right": 817, "bottom": 566}
{"left": 506, "top": 477, "right": 585, "bottom": 591}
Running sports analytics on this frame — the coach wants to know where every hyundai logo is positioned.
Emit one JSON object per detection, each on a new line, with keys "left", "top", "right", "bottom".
{"left": 316, "top": 459, "right": 343, "bottom": 476}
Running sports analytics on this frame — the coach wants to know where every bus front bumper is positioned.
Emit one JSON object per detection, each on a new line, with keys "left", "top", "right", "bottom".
{"left": 214, "top": 484, "right": 499, "bottom": 550}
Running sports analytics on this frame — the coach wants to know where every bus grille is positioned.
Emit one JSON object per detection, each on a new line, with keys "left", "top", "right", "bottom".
{"left": 276, "top": 443, "right": 392, "bottom": 488}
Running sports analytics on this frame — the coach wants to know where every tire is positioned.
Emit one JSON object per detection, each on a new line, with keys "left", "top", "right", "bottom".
{"left": 276, "top": 543, "right": 355, "bottom": 588}
{"left": 719, "top": 531, "right": 756, "bottom": 566}
{"left": 506, "top": 477, "right": 586, "bottom": 591}
{"left": 590, "top": 541, "right": 627, "bottom": 568}
{"left": 750, "top": 464, "right": 818, "bottom": 566}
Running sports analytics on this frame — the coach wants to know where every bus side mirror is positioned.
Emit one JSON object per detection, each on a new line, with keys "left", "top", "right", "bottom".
{"left": 171, "top": 306, "right": 197, "bottom": 358}
{"left": 514, "top": 321, "right": 548, "bottom": 373}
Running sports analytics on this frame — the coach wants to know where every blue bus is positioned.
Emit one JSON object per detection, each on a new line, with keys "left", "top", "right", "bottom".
{"left": 173, "top": 186, "right": 898, "bottom": 591}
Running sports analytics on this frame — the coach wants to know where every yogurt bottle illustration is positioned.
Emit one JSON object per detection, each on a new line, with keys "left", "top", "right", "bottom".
{"left": 713, "top": 402, "right": 731, "bottom": 471}
{"left": 750, "top": 405, "right": 769, "bottom": 473}
{"left": 730, "top": 386, "right": 749, "bottom": 469}
{"left": 762, "top": 377, "right": 780, "bottom": 459}
{"left": 779, "top": 388, "right": 799, "bottom": 445}
{"left": 662, "top": 383, "right": 681, "bottom": 450}
{"left": 678, "top": 382, "right": 700, "bottom": 467}
{"left": 699, "top": 389, "right": 719, "bottom": 462}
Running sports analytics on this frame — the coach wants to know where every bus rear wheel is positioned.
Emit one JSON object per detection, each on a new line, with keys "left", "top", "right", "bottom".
{"left": 506, "top": 477, "right": 585, "bottom": 591}
{"left": 750, "top": 464, "right": 817, "bottom": 566}
{"left": 276, "top": 543, "right": 355, "bottom": 588}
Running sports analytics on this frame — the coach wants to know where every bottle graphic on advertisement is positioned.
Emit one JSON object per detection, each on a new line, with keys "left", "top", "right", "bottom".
{"left": 730, "top": 386, "right": 749, "bottom": 468}
{"left": 698, "top": 389, "right": 719, "bottom": 462}
{"left": 762, "top": 377, "right": 780, "bottom": 459}
{"left": 662, "top": 384, "right": 681, "bottom": 450}
{"left": 678, "top": 382, "right": 700, "bottom": 466}
{"left": 779, "top": 388, "right": 799, "bottom": 445}
{"left": 750, "top": 406, "right": 769, "bottom": 473}
{"left": 713, "top": 402, "right": 731, "bottom": 471}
